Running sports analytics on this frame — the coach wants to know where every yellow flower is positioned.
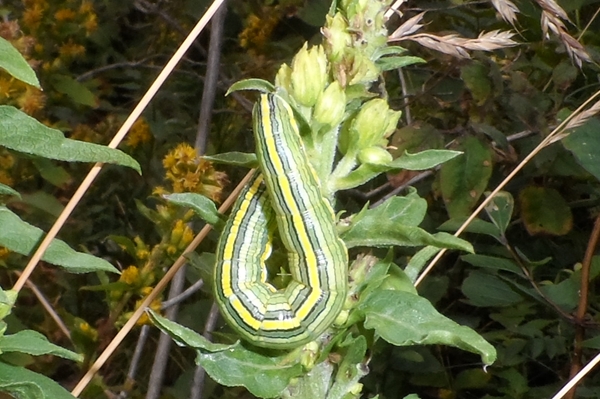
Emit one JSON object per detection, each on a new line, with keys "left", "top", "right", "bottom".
{"left": 79, "top": 1, "right": 94, "bottom": 14}
{"left": 0, "top": 77, "right": 16, "bottom": 100}
{"left": 120, "top": 266, "right": 140, "bottom": 285}
{"left": 152, "top": 186, "right": 167, "bottom": 196}
{"left": 54, "top": 8, "right": 76, "bottom": 22}
{"left": 17, "top": 86, "right": 46, "bottom": 115}
{"left": 135, "top": 296, "right": 162, "bottom": 326}
{"left": 58, "top": 41, "right": 85, "bottom": 59}
{"left": 239, "top": 10, "right": 280, "bottom": 52}
{"left": 78, "top": 321, "right": 98, "bottom": 341}
{"left": 22, "top": 4, "right": 45, "bottom": 31}
{"left": 84, "top": 13, "right": 97, "bottom": 34}
{"left": 162, "top": 143, "right": 228, "bottom": 199}
{"left": 125, "top": 118, "right": 152, "bottom": 148}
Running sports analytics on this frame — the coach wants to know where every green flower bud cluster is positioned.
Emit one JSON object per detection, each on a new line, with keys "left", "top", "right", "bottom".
{"left": 339, "top": 98, "right": 401, "bottom": 160}
{"left": 323, "top": 0, "right": 393, "bottom": 87}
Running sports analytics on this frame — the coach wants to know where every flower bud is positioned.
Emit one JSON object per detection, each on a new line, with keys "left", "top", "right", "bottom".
{"left": 357, "top": 146, "right": 392, "bottom": 165}
{"left": 275, "top": 63, "right": 292, "bottom": 93}
{"left": 322, "top": 13, "right": 352, "bottom": 62}
{"left": 352, "top": 99, "right": 401, "bottom": 148}
{"left": 314, "top": 81, "right": 346, "bottom": 127}
{"left": 291, "top": 43, "right": 328, "bottom": 107}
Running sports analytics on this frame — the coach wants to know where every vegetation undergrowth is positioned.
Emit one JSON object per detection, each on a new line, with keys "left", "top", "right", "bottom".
{"left": 1, "top": 0, "right": 600, "bottom": 398}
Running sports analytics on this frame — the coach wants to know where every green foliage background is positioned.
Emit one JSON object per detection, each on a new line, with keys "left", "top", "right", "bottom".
{"left": 1, "top": 0, "right": 600, "bottom": 398}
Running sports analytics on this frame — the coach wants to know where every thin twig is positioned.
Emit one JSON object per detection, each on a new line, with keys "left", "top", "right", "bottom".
{"left": 397, "top": 68, "right": 412, "bottom": 125}
{"left": 118, "top": 325, "right": 151, "bottom": 399}
{"left": 145, "top": 265, "right": 188, "bottom": 399}
{"left": 414, "top": 88, "right": 600, "bottom": 287}
{"left": 189, "top": 302, "right": 220, "bottom": 399}
{"left": 12, "top": 0, "right": 225, "bottom": 295}
{"left": 18, "top": 273, "right": 71, "bottom": 340}
{"left": 565, "top": 214, "right": 600, "bottom": 399}
{"left": 195, "top": 0, "right": 227, "bottom": 154}
{"left": 161, "top": 279, "right": 204, "bottom": 310}
{"left": 70, "top": 167, "right": 252, "bottom": 397}
{"left": 76, "top": 58, "right": 154, "bottom": 81}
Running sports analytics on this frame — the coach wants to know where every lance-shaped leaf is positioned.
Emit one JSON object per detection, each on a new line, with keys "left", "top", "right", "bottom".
{"left": 0, "top": 207, "right": 118, "bottom": 273}
{"left": 164, "top": 193, "right": 224, "bottom": 228}
{"left": 149, "top": 310, "right": 303, "bottom": 398}
{"left": 0, "top": 106, "right": 140, "bottom": 173}
{"left": 0, "top": 362, "right": 76, "bottom": 399}
{"left": 0, "top": 37, "right": 40, "bottom": 88}
{"left": 0, "top": 330, "right": 82, "bottom": 361}
{"left": 359, "top": 290, "right": 496, "bottom": 365}
{"left": 340, "top": 195, "right": 473, "bottom": 253}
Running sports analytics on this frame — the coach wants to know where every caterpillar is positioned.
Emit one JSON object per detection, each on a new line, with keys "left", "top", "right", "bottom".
{"left": 213, "top": 93, "right": 348, "bottom": 349}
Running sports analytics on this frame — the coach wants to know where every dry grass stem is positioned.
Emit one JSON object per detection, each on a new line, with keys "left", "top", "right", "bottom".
{"left": 491, "top": 0, "right": 520, "bottom": 27}
{"left": 548, "top": 99, "right": 600, "bottom": 144}
{"left": 552, "top": 352, "right": 600, "bottom": 399}
{"left": 391, "top": 30, "right": 518, "bottom": 59}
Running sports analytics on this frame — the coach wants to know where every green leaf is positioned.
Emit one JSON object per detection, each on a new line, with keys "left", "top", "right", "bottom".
{"left": 563, "top": 118, "right": 600, "bottom": 182}
{"left": 150, "top": 310, "right": 303, "bottom": 397}
{"left": 439, "top": 136, "right": 493, "bottom": 218}
{"left": 461, "top": 254, "right": 523, "bottom": 275}
{"left": 226, "top": 79, "right": 275, "bottom": 95}
{"left": 359, "top": 290, "right": 496, "bottom": 365}
{"left": 518, "top": 186, "right": 572, "bottom": 236}
{"left": 0, "top": 183, "right": 20, "bottom": 199}
{"left": 203, "top": 152, "right": 258, "bottom": 168}
{"left": 341, "top": 194, "right": 473, "bottom": 252}
{"left": 164, "top": 193, "right": 224, "bottom": 227}
{"left": 372, "top": 45, "right": 408, "bottom": 58}
{"left": 376, "top": 56, "right": 425, "bottom": 72}
{"left": 0, "top": 37, "right": 40, "bottom": 88}
{"left": 470, "top": 123, "right": 508, "bottom": 151}
{"left": 461, "top": 271, "right": 523, "bottom": 307}
{"left": 0, "top": 207, "right": 119, "bottom": 274}
{"left": 404, "top": 246, "right": 440, "bottom": 282}
{"left": 0, "top": 362, "right": 76, "bottom": 399}
{"left": 390, "top": 150, "right": 462, "bottom": 171}
{"left": 460, "top": 62, "right": 491, "bottom": 105}
{"left": 0, "top": 288, "right": 17, "bottom": 320}
{"left": 0, "top": 106, "right": 140, "bottom": 173}
{"left": 0, "top": 330, "right": 82, "bottom": 361}
{"left": 17, "top": 191, "right": 65, "bottom": 218}
{"left": 31, "top": 158, "right": 72, "bottom": 188}
{"left": 281, "top": 362, "right": 333, "bottom": 399}
{"left": 437, "top": 217, "right": 501, "bottom": 240}
{"left": 197, "top": 346, "right": 303, "bottom": 398}
{"left": 49, "top": 75, "right": 98, "bottom": 107}
{"left": 483, "top": 191, "right": 514, "bottom": 235}
{"left": 148, "top": 310, "right": 233, "bottom": 352}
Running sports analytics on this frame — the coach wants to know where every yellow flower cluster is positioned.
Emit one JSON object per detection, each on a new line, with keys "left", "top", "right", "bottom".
{"left": 239, "top": 8, "right": 281, "bottom": 53}
{"left": 125, "top": 118, "right": 153, "bottom": 149}
{"left": 160, "top": 143, "right": 228, "bottom": 201}
{"left": 135, "top": 288, "right": 162, "bottom": 326}
{"left": 167, "top": 219, "right": 194, "bottom": 256}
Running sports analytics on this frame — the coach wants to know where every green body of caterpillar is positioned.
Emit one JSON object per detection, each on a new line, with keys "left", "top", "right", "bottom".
{"left": 213, "top": 93, "right": 348, "bottom": 349}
